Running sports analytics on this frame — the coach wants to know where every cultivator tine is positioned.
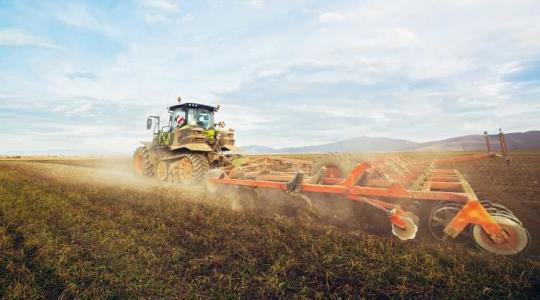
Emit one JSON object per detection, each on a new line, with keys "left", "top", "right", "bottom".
{"left": 286, "top": 172, "right": 304, "bottom": 192}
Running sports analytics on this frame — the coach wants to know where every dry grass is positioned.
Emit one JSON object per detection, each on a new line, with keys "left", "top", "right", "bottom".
{"left": 0, "top": 155, "right": 539, "bottom": 299}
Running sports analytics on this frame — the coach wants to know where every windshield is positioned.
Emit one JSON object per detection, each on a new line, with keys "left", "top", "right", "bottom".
{"left": 170, "top": 108, "right": 186, "bottom": 128}
{"left": 187, "top": 108, "right": 214, "bottom": 129}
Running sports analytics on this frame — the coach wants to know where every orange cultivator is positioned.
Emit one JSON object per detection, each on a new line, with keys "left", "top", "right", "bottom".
{"left": 206, "top": 130, "right": 530, "bottom": 255}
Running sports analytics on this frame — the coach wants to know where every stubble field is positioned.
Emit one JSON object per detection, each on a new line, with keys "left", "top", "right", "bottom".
{"left": 0, "top": 152, "right": 539, "bottom": 299}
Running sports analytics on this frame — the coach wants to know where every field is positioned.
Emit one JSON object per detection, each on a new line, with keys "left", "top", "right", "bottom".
{"left": 0, "top": 153, "right": 539, "bottom": 298}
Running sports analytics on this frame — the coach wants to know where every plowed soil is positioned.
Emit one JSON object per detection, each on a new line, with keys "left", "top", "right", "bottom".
{"left": 0, "top": 152, "right": 538, "bottom": 298}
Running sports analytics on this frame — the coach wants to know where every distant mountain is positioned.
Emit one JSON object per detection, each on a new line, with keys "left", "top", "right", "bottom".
{"left": 241, "top": 145, "right": 279, "bottom": 154}
{"left": 416, "top": 131, "right": 540, "bottom": 151}
{"left": 240, "top": 131, "right": 540, "bottom": 154}
{"left": 278, "top": 137, "right": 418, "bottom": 153}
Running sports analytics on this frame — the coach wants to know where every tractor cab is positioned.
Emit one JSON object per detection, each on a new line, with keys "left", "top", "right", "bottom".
{"left": 168, "top": 103, "right": 217, "bottom": 130}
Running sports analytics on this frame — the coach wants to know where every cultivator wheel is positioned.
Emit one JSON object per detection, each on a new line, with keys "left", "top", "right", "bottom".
{"left": 429, "top": 200, "right": 531, "bottom": 255}
{"left": 429, "top": 202, "right": 471, "bottom": 242}
{"left": 392, "top": 211, "right": 419, "bottom": 240}
{"left": 133, "top": 146, "right": 154, "bottom": 177}
{"left": 168, "top": 153, "right": 209, "bottom": 184}
{"left": 472, "top": 200, "right": 530, "bottom": 255}
{"left": 472, "top": 215, "right": 530, "bottom": 255}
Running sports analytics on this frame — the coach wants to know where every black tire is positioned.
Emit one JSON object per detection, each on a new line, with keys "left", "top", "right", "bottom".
{"left": 133, "top": 146, "right": 154, "bottom": 177}
{"left": 189, "top": 153, "right": 210, "bottom": 183}
{"left": 168, "top": 153, "right": 210, "bottom": 184}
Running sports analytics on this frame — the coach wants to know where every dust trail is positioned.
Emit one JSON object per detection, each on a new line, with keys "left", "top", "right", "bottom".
{"left": 1, "top": 157, "right": 421, "bottom": 238}
{"left": 6, "top": 158, "right": 237, "bottom": 211}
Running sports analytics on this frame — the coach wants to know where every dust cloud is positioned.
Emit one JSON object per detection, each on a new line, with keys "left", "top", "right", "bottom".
{"left": 5, "top": 157, "right": 380, "bottom": 234}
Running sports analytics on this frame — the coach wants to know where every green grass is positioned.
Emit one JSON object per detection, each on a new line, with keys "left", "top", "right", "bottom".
{"left": 0, "top": 162, "right": 538, "bottom": 299}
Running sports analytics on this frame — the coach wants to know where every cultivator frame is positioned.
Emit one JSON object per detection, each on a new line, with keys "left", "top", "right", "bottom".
{"left": 207, "top": 130, "right": 530, "bottom": 255}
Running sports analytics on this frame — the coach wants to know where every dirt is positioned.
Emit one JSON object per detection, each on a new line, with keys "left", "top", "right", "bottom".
{"left": 0, "top": 153, "right": 538, "bottom": 298}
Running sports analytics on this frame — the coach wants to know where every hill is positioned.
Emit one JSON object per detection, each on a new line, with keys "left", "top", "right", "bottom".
{"left": 242, "top": 130, "right": 540, "bottom": 154}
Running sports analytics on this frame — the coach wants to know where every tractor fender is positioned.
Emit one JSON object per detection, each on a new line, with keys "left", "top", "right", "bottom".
{"left": 221, "top": 145, "right": 241, "bottom": 152}
{"left": 140, "top": 141, "right": 155, "bottom": 150}
{"left": 170, "top": 143, "right": 212, "bottom": 152}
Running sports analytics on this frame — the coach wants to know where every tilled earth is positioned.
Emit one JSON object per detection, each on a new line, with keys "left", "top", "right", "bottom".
{"left": 0, "top": 153, "right": 539, "bottom": 298}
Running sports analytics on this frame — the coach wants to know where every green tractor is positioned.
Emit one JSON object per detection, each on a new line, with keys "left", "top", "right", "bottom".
{"left": 133, "top": 97, "right": 238, "bottom": 184}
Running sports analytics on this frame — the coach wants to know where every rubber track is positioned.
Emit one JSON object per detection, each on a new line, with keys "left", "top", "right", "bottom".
{"left": 139, "top": 146, "right": 154, "bottom": 177}
{"left": 166, "top": 153, "right": 209, "bottom": 183}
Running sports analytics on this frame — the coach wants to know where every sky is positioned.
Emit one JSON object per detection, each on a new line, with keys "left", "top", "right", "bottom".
{"left": 0, "top": 0, "right": 539, "bottom": 154}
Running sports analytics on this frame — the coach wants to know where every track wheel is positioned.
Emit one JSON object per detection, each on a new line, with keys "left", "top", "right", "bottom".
{"left": 168, "top": 153, "right": 210, "bottom": 185}
{"left": 472, "top": 215, "right": 530, "bottom": 255}
{"left": 133, "top": 146, "right": 154, "bottom": 177}
{"left": 155, "top": 161, "right": 170, "bottom": 181}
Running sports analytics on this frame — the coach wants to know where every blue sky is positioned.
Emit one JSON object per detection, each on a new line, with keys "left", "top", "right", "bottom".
{"left": 0, "top": 0, "right": 539, "bottom": 154}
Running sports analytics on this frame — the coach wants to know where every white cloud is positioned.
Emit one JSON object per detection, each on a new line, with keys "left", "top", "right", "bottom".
{"left": 0, "top": 28, "right": 59, "bottom": 49}
{"left": 319, "top": 11, "right": 346, "bottom": 23}
{"left": 144, "top": 14, "right": 173, "bottom": 24}
{"left": 55, "top": 4, "right": 116, "bottom": 37}
{"left": 246, "top": 0, "right": 265, "bottom": 9}
{"left": 141, "top": 0, "right": 180, "bottom": 12}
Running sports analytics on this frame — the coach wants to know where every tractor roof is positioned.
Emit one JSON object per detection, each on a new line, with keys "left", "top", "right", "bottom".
{"left": 168, "top": 102, "right": 218, "bottom": 112}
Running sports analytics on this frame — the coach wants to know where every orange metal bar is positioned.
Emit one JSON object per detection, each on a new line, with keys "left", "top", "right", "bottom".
{"left": 429, "top": 182, "right": 464, "bottom": 191}
{"left": 498, "top": 129, "right": 511, "bottom": 166}
{"left": 212, "top": 178, "right": 288, "bottom": 190}
{"left": 324, "top": 177, "right": 393, "bottom": 187}
{"left": 340, "top": 162, "right": 371, "bottom": 186}
{"left": 432, "top": 153, "right": 496, "bottom": 164}
{"left": 429, "top": 176, "right": 459, "bottom": 182}
{"left": 444, "top": 200, "right": 504, "bottom": 240}
{"left": 484, "top": 131, "right": 492, "bottom": 153}
{"left": 431, "top": 169, "right": 457, "bottom": 174}
{"left": 389, "top": 211, "right": 407, "bottom": 229}
{"left": 347, "top": 185, "right": 469, "bottom": 202}
{"left": 256, "top": 174, "right": 294, "bottom": 182}
{"left": 348, "top": 196, "right": 407, "bottom": 228}
{"left": 213, "top": 174, "right": 471, "bottom": 203}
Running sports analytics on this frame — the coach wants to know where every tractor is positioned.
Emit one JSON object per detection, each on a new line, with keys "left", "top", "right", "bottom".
{"left": 133, "top": 97, "right": 237, "bottom": 183}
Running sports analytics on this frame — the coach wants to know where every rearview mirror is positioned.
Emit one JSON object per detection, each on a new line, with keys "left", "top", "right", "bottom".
{"left": 146, "top": 117, "right": 152, "bottom": 130}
